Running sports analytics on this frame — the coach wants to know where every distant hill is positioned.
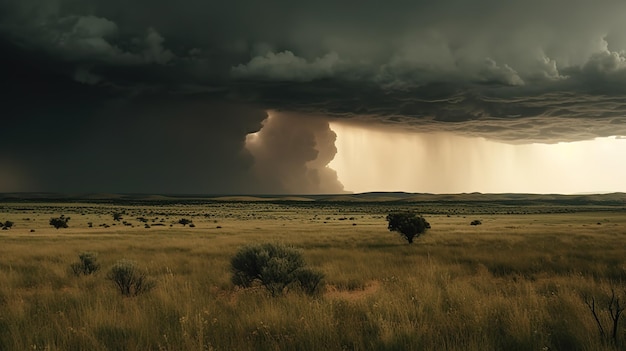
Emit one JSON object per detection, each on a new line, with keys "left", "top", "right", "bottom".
{"left": 1, "top": 192, "right": 625, "bottom": 206}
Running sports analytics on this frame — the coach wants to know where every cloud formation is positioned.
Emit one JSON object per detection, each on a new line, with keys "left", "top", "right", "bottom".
{"left": 245, "top": 111, "right": 344, "bottom": 194}
{"left": 3, "top": 0, "right": 626, "bottom": 193}
{"left": 233, "top": 51, "right": 342, "bottom": 82}
{"left": 4, "top": 0, "right": 626, "bottom": 142}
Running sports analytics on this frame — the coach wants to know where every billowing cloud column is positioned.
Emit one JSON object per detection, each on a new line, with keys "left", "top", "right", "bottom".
{"left": 245, "top": 111, "right": 344, "bottom": 194}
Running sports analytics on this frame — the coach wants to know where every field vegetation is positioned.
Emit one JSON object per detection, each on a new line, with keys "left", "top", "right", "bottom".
{"left": 0, "top": 199, "right": 625, "bottom": 350}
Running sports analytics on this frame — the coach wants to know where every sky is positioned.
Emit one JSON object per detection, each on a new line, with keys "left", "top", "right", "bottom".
{"left": 2, "top": 0, "right": 626, "bottom": 194}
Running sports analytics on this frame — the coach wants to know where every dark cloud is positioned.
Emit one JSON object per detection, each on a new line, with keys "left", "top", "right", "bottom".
{"left": 1, "top": 89, "right": 267, "bottom": 193}
{"left": 3, "top": 0, "right": 626, "bottom": 192}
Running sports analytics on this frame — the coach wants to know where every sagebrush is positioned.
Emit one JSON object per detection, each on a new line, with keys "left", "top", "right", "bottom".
{"left": 70, "top": 252, "right": 101, "bottom": 276}
{"left": 106, "top": 259, "right": 155, "bottom": 297}
{"left": 231, "top": 243, "right": 324, "bottom": 296}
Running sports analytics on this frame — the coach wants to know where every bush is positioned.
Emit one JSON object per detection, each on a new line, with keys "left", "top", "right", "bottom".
{"left": 106, "top": 260, "right": 155, "bottom": 297}
{"left": 386, "top": 212, "right": 430, "bottom": 244}
{"left": 470, "top": 220, "right": 482, "bottom": 226}
{"left": 49, "top": 215, "right": 70, "bottom": 229}
{"left": 178, "top": 218, "right": 192, "bottom": 226}
{"left": 70, "top": 252, "right": 101, "bottom": 276}
{"left": 294, "top": 268, "right": 325, "bottom": 296}
{"left": 231, "top": 243, "right": 323, "bottom": 296}
{"left": 3, "top": 221, "right": 14, "bottom": 229}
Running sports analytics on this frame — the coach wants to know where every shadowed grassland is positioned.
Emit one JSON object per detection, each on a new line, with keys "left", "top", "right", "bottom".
{"left": 0, "top": 202, "right": 625, "bottom": 350}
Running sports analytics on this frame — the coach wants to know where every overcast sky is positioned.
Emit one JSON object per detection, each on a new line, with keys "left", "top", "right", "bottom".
{"left": 2, "top": 0, "right": 626, "bottom": 194}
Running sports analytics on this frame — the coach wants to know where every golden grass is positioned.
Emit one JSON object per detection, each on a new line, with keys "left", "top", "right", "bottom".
{"left": 0, "top": 202, "right": 625, "bottom": 350}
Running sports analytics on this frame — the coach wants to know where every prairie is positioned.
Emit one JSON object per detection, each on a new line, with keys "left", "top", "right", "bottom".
{"left": 0, "top": 197, "right": 625, "bottom": 350}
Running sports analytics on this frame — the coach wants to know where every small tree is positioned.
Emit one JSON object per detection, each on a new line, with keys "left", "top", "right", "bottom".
{"left": 49, "top": 215, "right": 70, "bottom": 229}
{"left": 112, "top": 212, "right": 123, "bottom": 221}
{"left": 386, "top": 212, "right": 430, "bottom": 244}
{"left": 3, "top": 221, "right": 14, "bottom": 229}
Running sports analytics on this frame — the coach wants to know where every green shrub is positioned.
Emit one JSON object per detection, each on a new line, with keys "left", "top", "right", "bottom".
{"left": 106, "top": 260, "right": 155, "bottom": 297}
{"left": 70, "top": 252, "right": 101, "bottom": 276}
{"left": 231, "top": 243, "right": 323, "bottom": 296}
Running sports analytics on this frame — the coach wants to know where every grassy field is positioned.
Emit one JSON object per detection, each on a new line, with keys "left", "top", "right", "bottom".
{"left": 0, "top": 200, "right": 625, "bottom": 350}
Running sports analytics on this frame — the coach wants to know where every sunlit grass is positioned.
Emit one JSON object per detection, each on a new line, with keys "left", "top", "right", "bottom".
{"left": 0, "top": 203, "right": 625, "bottom": 350}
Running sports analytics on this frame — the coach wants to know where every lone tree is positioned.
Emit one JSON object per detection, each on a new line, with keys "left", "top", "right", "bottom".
{"left": 49, "top": 215, "right": 70, "bottom": 229}
{"left": 386, "top": 212, "right": 430, "bottom": 244}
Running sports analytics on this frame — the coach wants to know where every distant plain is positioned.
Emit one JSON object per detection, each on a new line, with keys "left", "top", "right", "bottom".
{"left": 0, "top": 193, "right": 625, "bottom": 350}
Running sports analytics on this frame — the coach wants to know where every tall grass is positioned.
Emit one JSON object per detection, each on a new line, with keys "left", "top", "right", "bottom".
{"left": 0, "top": 204, "right": 624, "bottom": 350}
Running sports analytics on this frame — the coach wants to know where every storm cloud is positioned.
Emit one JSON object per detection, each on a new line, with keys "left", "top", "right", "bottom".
{"left": 2, "top": 0, "right": 626, "bottom": 193}
{"left": 4, "top": 0, "right": 626, "bottom": 141}
{"left": 245, "top": 111, "right": 344, "bottom": 194}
